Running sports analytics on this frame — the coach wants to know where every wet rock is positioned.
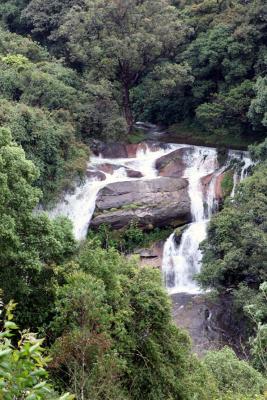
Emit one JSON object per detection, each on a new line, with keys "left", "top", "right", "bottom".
{"left": 215, "top": 173, "right": 224, "bottom": 200}
{"left": 90, "top": 139, "right": 105, "bottom": 156}
{"left": 86, "top": 169, "right": 106, "bottom": 181}
{"left": 99, "top": 143, "right": 128, "bottom": 158}
{"left": 126, "top": 169, "right": 143, "bottom": 178}
{"left": 155, "top": 147, "right": 192, "bottom": 178}
{"left": 133, "top": 240, "right": 165, "bottom": 269}
{"left": 201, "top": 173, "right": 213, "bottom": 196}
{"left": 92, "top": 140, "right": 169, "bottom": 159}
{"left": 91, "top": 177, "right": 191, "bottom": 230}
{"left": 173, "top": 225, "right": 189, "bottom": 246}
{"left": 98, "top": 163, "right": 121, "bottom": 175}
{"left": 125, "top": 144, "right": 139, "bottom": 158}
{"left": 201, "top": 172, "right": 226, "bottom": 201}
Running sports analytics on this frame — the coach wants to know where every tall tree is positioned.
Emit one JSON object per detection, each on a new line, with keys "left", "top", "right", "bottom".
{"left": 25, "top": 0, "right": 191, "bottom": 131}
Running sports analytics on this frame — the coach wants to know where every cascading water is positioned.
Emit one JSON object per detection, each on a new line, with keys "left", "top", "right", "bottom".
{"left": 50, "top": 143, "right": 185, "bottom": 240}
{"left": 162, "top": 147, "right": 217, "bottom": 294}
{"left": 162, "top": 147, "right": 253, "bottom": 294}
{"left": 50, "top": 139, "right": 252, "bottom": 292}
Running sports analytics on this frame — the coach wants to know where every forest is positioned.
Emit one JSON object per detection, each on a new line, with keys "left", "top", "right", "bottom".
{"left": 0, "top": 0, "right": 266, "bottom": 399}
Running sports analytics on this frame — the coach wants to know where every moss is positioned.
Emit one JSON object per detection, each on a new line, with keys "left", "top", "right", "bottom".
{"left": 221, "top": 170, "right": 234, "bottom": 198}
{"left": 121, "top": 203, "right": 142, "bottom": 210}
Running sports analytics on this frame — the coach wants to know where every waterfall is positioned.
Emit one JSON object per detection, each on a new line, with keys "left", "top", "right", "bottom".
{"left": 229, "top": 150, "right": 253, "bottom": 197}
{"left": 162, "top": 147, "right": 217, "bottom": 294}
{"left": 162, "top": 147, "right": 253, "bottom": 294}
{"left": 50, "top": 139, "right": 252, "bottom": 291}
{"left": 50, "top": 143, "right": 184, "bottom": 240}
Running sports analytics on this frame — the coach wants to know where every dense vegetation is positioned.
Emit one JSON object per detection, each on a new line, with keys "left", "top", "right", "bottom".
{"left": 198, "top": 143, "right": 267, "bottom": 374}
{"left": 0, "top": 0, "right": 267, "bottom": 399}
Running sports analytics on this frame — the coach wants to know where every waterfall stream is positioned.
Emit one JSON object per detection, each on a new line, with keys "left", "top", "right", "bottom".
{"left": 50, "top": 141, "right": 252, "bottom": 294}
{"left": 162, "top": 148, "right": 253, "bottom": 294}
{"left": 50, "top": 143, "right": 184, "bottom": 240}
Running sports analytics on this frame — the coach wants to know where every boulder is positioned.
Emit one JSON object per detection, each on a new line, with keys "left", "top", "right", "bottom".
{"left": 125, "top": 144, "right": 139, "bottom": 158}
{"left": 126, "top": 169, "right": 143, "bottom": 178}
{"left": 91, "top": 177, "right": 191, "bottom": 230}
{"left": 86, "top": 169, "right": 106, "bottom": 181}
{"left": 134, "top": 240, "right": 165, "bottom": 269}
{"left": 155, "top": 147, "right": 193, "bottom": 178}
{"left": 98, "top": 163, "right": 121, "bottom": 175}
{"left": 98, "top": 143, "right": 128, "bottom": 158}
{"left": 92, "top": 141, "right": 167, "bottom": 159}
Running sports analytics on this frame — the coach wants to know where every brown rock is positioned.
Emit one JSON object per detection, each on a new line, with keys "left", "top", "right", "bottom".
{"left": 156, "top": 147, "right": 193, "bottom": 178}
{"left": 91, "top": 177, "right": 191, "bottom": 230}
{"left": 86, "top": 170, "right": 106, "bottom": 181}
{"left": 125, "top": 144, "right": 139, "bottom": 158}
{"left": 126, "top": 169, "right": 143, "bottom": 178}
{"left": 201, "top": 173, "right": 213, "bottom": 196}
{"left": 98, "top": 163, "right": 120, "bottom": 175}
{"left": 215, "top": 173, "right": 224, "bottom": 200}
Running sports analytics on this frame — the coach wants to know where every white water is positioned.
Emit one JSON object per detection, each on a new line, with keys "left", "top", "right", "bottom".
{"left": 50, "top": 140, "right": 252, "bottom": 293}
{"left": 50, "top": 143, "right": 185, "bottom": 240}
{"left": 162, "top": 147, "right": 253, "bottom": 294}
{"left": 228, "top": 151, "right": 253, "bottom": 197}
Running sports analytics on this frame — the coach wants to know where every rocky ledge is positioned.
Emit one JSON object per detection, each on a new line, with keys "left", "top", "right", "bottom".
{"left": 155, "top": 147, "right": 193, "bottom": 177}
{"left": 90, "top": 177, "right": 191, "bottom": 230}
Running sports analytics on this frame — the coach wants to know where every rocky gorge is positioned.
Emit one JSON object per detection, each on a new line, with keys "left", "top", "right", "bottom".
{"left": 50, "top": 138, "right": 252, "bottom": 354}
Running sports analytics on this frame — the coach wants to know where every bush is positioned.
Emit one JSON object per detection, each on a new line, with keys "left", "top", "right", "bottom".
{"left": 204, "top": 347, "right": 266, "bottom": 398}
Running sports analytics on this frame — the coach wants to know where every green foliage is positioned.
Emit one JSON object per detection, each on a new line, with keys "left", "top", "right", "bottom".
{"left": 204, "top": 347, "right": 266, "bottom": 397}
{"left": 0, "top": 99, "right": 88, "bottom": 202}
{"left": 221, "top": 170, "right": 234, "bottom": 198}
{"left": 198, "top": 162, "right": 267, "bottom": 291}
{"left": 249, "top": 77, "right": 267, "bottom": 130}
{"left": 244, "top": 282, "right": 267, "bottom": 373}
{"left": 250, "top": 138, "right": 267, "bottom": 162}
{"left": 198, "top": 148, "right": 267, "bottom": 373}
{"left": 0, "top": 128, "right": 76, "bottom": 329}
{"left": 24, "top": 0, "right": 192, "bottom": 130}
{"left": 88, "top": 223, "right": 173, "bottom": 253}
{"left": 0, "top": 300, "right": 74, "bottom": 400}
{"left": 48, "top": 241, "right": 218, "bottom": 400}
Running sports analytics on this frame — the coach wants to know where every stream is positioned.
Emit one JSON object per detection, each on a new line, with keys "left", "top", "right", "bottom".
{"left": 50, "top": 140, "right": 253, "bottom": 354}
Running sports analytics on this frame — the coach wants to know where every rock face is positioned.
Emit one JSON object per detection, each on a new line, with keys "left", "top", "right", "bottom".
{"left": 91, "top": 177, "right": 191, "bottom": 230}
{"left": 134, "top": 240, "right": 165, "bottom": 269}
{"left": 201, "top": 172, "right": 225, "bottom": 201}
{"left": 91, "top": 141, "right": 164, "bottom": 158}
{"left": 155, "top": 147, "right": 192, "bottom": 178}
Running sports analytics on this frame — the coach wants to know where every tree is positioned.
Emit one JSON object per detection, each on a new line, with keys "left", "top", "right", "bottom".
{"left": 244, "top": 282, "right": 267, "bottom": 374}
{"left": 204, "top": 347, "right": 266, "bottom": 398}
{"left": 50, "top": 271, "right": 127, "bottom": 400}
{"left": 248, "top": 77, "right": 267, "bottom": 130}
{"left": 25, "top": 0, "right": 191, "bottom": 131}
{"left": 0, "top": 127, "right": 76, "bottom": 329}
{"left": 49, "top": 240, "right": 218, "bottom": 400}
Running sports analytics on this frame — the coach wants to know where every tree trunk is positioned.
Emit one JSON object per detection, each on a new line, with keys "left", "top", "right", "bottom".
{"left": 123, "top": 83, "right": 134, "bottom": 133}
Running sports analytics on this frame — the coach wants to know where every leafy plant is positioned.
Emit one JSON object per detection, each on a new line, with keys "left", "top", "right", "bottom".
{"left": 0, "top": 300, "right": 74, "bottom": 400}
